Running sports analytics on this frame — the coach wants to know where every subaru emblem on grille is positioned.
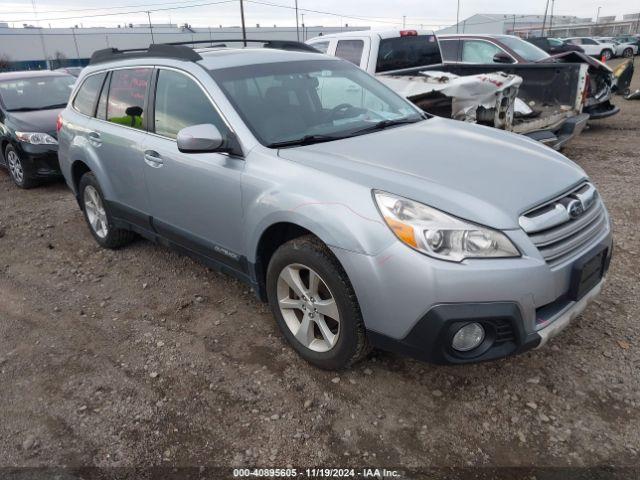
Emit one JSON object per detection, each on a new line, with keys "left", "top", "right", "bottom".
{"left": 567, "top": 199, "right": 584, "bottom": 219}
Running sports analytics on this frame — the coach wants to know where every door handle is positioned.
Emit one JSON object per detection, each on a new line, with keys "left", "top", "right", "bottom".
{"left": 144, "top": 150, "right": 163, "bottom": 168}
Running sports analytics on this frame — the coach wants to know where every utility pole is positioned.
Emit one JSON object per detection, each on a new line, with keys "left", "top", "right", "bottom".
{"left": 239, "top": 0, "right": 247, "bottom": 46}
{"left": 541, "top": 0, "right": 550, "bottom": 36}
{"left": 301, "top": 13, "right": 305, "bottom": 41}
{"left": 402, "top": 16, "right": 406, "bottom": 28}
{"left": 549, "top": 0, "right": 555, "bottom": 34}
{"left": 147, "top": 11, "right": 155, "bottom": 44}
{"left": 295, "top": 0, "right": 300, "bottom": 41}
{"left": 596, "top": 6, "right": 602, "bottom": 23}
{"left": 456, "top": 0, "right": 461, "bottom": 33}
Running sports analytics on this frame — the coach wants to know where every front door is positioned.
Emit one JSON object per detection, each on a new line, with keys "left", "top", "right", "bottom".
{"left": 142, "top": 68, "right": 244, "bottom": 269}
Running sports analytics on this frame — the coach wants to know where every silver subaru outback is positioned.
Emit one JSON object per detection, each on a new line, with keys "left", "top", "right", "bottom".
{"left": 57, "top": 43, "right": 612, "bottom": 369}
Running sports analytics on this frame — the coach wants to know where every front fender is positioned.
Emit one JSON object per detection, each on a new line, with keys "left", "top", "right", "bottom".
{"left": 242, "top": 151, "right": 397, "bottom": 264}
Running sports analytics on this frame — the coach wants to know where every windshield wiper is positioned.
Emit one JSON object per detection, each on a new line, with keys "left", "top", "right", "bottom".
{"left": 349, "top": 116, "right": 424, "bottom": 136}
{"left": 267, "top": 134, "right": 346, "bottom": 148}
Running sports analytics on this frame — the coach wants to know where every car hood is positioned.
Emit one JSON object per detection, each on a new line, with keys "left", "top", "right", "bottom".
{"left": 278, "top": 118, "right": 587, "bottom": 229}
{"left": 6, "top": 108, "right": 63, "bottom": 137}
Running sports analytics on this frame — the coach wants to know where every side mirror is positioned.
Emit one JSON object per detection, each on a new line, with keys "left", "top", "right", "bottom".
{"left": 492, "top": 52, "right": 514, "bottom": 64}
{"left": 177, "top": 124, "right": 225, "bottom": 153}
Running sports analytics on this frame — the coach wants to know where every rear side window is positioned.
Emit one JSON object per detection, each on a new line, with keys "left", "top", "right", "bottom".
{"left": 73, "top": 73, "right": 106, "bottom": 116}
{"left": 96, "top": 72, "right": 110, "bottom": 120}
{"left": 335, "top": 40, "right": 364, "bottom": 66}
{"left": 153, "top": 69, "right": 225, "bottom": 139}
{"left": 376, "top": 35, "right": 443, "bottom": 73}
{"left": 439, "top": 39, "right": 460, "bottom": 62}
{"left": 107, "top": 68, "right": 151, "bottom": 130}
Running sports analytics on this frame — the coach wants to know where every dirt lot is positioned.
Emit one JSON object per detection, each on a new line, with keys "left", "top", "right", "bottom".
{"left": 1, "top": 60, "right": 639, "bottom": 478}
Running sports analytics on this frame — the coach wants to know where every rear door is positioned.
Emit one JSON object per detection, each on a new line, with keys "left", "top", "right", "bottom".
{"left": 142, "top": 67, "right": 244, "bottom": 268}
{"left": 86, "top": 67, "right": 153, "bottom": 226}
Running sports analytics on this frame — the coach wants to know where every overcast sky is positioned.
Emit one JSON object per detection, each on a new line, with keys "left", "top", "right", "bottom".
{"left": 2, "top": 0, "right": 639, "bottom": 30}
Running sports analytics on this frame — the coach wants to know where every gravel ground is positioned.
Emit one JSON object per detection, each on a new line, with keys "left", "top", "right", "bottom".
{"left": 0, "top": 60, "right": 638, "bottom": 478}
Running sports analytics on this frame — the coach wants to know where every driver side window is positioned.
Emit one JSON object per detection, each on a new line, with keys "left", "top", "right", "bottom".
{"left": 462, "top": 40, "right": 505, "bottom": 63}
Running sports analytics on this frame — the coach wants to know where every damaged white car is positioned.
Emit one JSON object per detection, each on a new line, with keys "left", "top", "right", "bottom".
{"left": 308, "top": 30, "right": 590, "bottom": 149}
{"left": 308, "top": 30, "right": 522, "bottom": 132}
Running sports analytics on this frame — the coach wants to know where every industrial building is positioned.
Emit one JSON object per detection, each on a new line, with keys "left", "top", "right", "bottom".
{"left": 0, "top": 24, "right": 369, "bottom": 71}
{"left": 436, "top": 14, "right": 590, "bottom": 35}
{"left": 437, "top": 12, "right": 640, "bottom": 38}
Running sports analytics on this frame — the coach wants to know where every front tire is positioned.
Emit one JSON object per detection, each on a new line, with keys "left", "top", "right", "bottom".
{"left": 601, "top": 49, "right": 613, "bottom": 60}
{"left": 78, "top": 172, "right": 135, "bottom": 249}
{"left": 266, "top": 235, "right": 370, "bottom": 370}
{"left": 5, "top": 144, "right": 37, "bottom": 189}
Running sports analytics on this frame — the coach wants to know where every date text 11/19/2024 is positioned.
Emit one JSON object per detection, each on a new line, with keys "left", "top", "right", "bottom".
{"left": 232, "top": 468, "right": 401, "bottom": 478}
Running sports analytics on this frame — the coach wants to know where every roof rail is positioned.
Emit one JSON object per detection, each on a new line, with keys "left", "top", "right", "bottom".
{"left": 166, "top": 39, "right": 319, "bottom": 53}
{"left": 89, "top": 39, "right": 318, "bottom": 65}
{"left": 89, "top": 44, "right": 202, "bottom": 65}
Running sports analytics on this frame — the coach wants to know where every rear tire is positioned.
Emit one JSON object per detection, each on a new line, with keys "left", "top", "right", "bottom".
{"left": 78, "top": 172, "right": 135, "bottom": 249}
{"left": 623, "top": 48, "right": 633, "bottom": 58}
{"left": 266, "top": 235, "right": 370, "bottom": 370}
{"left": 5, "top": 144, "right": 37, "bottom": 189}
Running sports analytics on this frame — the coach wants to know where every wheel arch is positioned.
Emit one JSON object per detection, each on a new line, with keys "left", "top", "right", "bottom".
{"left": 253, "top": 221, "right": 321, "bottom": 301}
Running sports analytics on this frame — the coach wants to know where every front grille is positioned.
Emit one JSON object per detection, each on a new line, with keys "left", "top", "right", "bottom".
{"left": 520, "top": 183, "right": 608, "bottom": 267}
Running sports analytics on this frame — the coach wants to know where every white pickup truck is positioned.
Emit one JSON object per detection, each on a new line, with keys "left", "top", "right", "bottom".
{"left": 308, "top": 30, "right": 590, "bottom": 149}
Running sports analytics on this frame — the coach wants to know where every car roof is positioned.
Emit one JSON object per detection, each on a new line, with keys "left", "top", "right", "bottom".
{"left": 196, "top": 47, "right": 331, "bottom": 70}
{"left": 79, "top": 46, "right": 333, "bottom": 76}
{"left": 308, "top": 29, "right": 436, "bottom": 41}
{"left": 0, "top": 70, "right": 74, "bottom": 81}
{"left": 438, "top": 34, "right": 518, "bottom": 39}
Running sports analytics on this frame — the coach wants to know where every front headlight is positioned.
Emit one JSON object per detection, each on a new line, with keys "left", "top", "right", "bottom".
{"left": 15, "top": 132, "right": 58, "bottom": 145}
{"left": 373, "top": 191, "right": 520, "bottom": 262}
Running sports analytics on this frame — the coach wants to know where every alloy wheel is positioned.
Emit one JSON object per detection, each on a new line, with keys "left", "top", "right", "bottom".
{"left": 276, "top": 263, "right": 340, "bottom": 353}
{"left": 83, "top": 185, "right": 109, "bottom": 239}
{"left": 7, "top": 150, "right": 23, "bottom": 184}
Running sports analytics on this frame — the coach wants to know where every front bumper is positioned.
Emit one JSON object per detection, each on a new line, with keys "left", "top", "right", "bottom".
{"left": 15, "top": 142, "right": 61, "bottom": 178}
{"left": 332, "top": 225, "right": 612, "bottom": 365}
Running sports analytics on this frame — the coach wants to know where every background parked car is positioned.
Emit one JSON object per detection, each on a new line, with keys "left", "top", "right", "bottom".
{"left": 563, "top": 37, "right": 617, "bottom": 60}
{"left": 597, "top": 38, "right": 638, "bottom": 58}
{"left": 525, "top": 37, "right": 584, "bottom": 54}
{"left": 614, "top": 34, "right": 640, "bottom": 49}
{"left": 0, "top": 70, "right": 75, "bottom": 188}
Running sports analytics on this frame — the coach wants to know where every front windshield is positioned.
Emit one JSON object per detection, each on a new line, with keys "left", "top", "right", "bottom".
{"left": 210, "top": 59, "right": 423, "bottom": 147}
{"left": 0, "top": 75, "right": 75, "bottom": 111}
{"left": 500, "top": 36, "right": 550, "bottom": 62}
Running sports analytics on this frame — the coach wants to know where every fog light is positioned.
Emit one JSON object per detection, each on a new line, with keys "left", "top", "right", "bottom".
{"left": 452, "top": 322, "right": 485, "bottom": 352}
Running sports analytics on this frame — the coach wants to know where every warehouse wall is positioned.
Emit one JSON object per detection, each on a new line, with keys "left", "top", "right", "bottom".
{"left": 0, "top": 25, "right": 369, "bottom": 70}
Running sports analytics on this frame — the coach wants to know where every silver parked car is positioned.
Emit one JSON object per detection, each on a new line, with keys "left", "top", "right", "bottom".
{"left": 57, "top": 42, "right": 613, "bottom": 369}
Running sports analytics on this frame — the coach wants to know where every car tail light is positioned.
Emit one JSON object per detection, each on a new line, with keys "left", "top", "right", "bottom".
{"left": 56, "top": 113, "right": 63, "bottom": 133}
{"left": 399, "top": 30, "right": 418, "bottom": 37}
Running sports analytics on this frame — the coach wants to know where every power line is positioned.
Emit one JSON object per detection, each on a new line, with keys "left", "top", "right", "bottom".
{"left": 244, "top": 0, "right": 413, "bottom": 26}
{"left": 4, "top": 0, "right": 226, "bottom": 16}
{"left": 5, "top": 0, "right": 236, "bottom": 23}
